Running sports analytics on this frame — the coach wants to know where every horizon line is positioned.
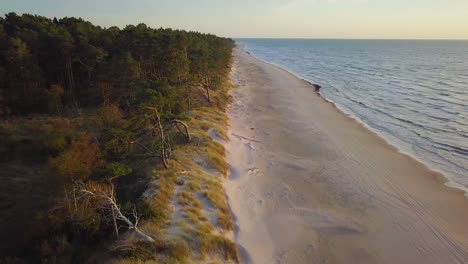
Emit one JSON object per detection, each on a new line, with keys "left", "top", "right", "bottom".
{"left": 3, "top": 13, "right": 467, "bottom": 41}
{"left": 232, "top": 37, "right": 468, "bottom": 41}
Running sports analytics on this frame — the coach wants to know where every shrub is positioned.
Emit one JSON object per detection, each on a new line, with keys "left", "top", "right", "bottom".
{"left": 49, "top": 133, "right": 104, "bottom": 180}
{"left": 96, "top": 103, "right": 125, "bottom": 128}
{"left": 107, "top": 162, "right": 133, "bottom": 177}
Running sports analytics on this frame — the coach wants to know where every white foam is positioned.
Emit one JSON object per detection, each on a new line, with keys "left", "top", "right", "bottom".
{"left": 238, "top": 43, "right": 468, "bottom": 197}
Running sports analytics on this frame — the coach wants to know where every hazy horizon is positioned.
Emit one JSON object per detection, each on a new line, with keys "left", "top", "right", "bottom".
{"left": 236, "top": 38, "right": 468, "bottom": 40}
{"left": 1, "top": 0, "right": 468, "bottom": 40}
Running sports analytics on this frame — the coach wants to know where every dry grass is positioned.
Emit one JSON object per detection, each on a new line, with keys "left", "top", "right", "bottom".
{"left": 111, "top": 237, "right": 191, "bottom": 264}
{"left": 149, "top": 175, "right": 175, "bottom": 222}
{"left": 216, "top": 210, "right": 233, "bottom": 231}
{"left": 183, "top": 205, "right": 213, "bottom": 234}
{"left": 178, "top": 191, "right": 194, "bottom": 206}
{"left": 204, "top": 190, "right": 233, "bottom": 231}
{"left": 131, "top": 79, "right": 239, "bottom": 263}
{"left": 185, "top": 180, "right": 201, "bottom": 192}
{"left": 198, "top": 233, "right": 239, "bottom": 262}
{"left": 205, "top": 141, "right": 229, "bottom": 176}
{"left": 0, "top": 79, "right": 237, "bottom": 262}
{"left": 113, "top": 259, "right": 159, "bottom": 264}
{"left": 204, "top": 190, "right": 227, "bottom": 212}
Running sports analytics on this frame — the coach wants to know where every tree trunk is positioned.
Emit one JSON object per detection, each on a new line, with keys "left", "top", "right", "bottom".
{"left": 66, "top": 59, "right": 75, "bottom": 103}
{"left": 86, "top": 69, "right": 91, "bottom": 102}
{"left": 160, "top": 141, "right": 169, "bottom": 169}
{"left": 77, "top": 184, "right": 155, "bottom": 243}
{"left": 77, "top": 58, "right": 92, "bottom": 102}
{"left": 147, "top": 107, "right": 170, "bottom": 169}
{"left": 168, "top": 119, "right": 191, "bottom": 142}
{"left": 20, "top": 67, "right": 27, "bottom": 98}
{"left": 72, "top": 189, "right": 77, "bottom": 212}
{"left": 204, "top": 76, "right": 212, "bottom": 105}
{"left": 206, "top": 86, "right": 211, "bottom": 105}
{"left": 134, "top": 229, "right": 155, "bottom": 243}
{"left": 112, "top": 206, "right": 119, "bottom": 237}
{"left": 185, "top": 86, "right": 191, "bottom": 110}
{"left": 64, "top": 187, "right": 71, "bottom": 213}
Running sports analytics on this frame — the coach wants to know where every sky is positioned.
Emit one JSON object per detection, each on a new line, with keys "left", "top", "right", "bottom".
{"left": 1, "top": 0, "right": 468, "bottom": 39}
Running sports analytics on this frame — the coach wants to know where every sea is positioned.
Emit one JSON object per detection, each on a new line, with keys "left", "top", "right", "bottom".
{"left": 236, "top": 39, "right": 468, "bottom": 192}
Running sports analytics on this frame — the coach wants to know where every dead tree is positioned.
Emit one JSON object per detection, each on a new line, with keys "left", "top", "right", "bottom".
{"left": 166, "top": 119, "right": 191, "bottom": 142}
{"left": 146, "top": 107, "right": 170, "bottom": 168}
{"left": 130, "top": 108, "right": 190, "bottom": 169}
{"left": 185, "top": 86, "right": 192, "bottom": 110}
{"left": 205, "top": 85, "right": 212, "bottom": 105}
{"left": 203, "top": 76, "right": 212, "bottom": 105}
{"left": 73, "top": 181, "right": 154, "bottom": 243}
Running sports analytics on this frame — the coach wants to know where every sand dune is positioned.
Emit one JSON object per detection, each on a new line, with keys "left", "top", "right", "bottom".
{"left": 225, "top": 48, "right": 468, "bottom": 264}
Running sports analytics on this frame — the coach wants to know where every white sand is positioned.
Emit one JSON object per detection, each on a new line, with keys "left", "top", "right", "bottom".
{"left": 225, "top": 48, "right": 468, "bottom": 263}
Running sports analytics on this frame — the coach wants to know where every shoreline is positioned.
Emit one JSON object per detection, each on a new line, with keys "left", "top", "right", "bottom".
{"left": 226, "top": 47, "right": 468, "bottom": 263}
{"left": 239, "top": 47, "right": 468, "bottom": 197}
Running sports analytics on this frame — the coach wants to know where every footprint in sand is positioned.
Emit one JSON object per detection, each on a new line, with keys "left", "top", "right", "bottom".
{"left": 246, "top": 142, "right": 256, "bottom": 150}
{"left": 288, "top": 207, "right": 363, "bottom": 234}
{"left": 282, "top": 187, "right": 291, "bottom": 198}
{"left": 247, "top": 167, "right": 260, "bottom": 176}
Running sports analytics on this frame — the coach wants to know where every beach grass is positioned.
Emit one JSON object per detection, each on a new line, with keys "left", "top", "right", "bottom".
{"left": 110, "top": 80, "right": 239, "bottom": 263}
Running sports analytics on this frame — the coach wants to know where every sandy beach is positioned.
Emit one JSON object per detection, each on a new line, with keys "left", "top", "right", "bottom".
{"left": 225, "top": 47, "right": 468, "bottom": 263}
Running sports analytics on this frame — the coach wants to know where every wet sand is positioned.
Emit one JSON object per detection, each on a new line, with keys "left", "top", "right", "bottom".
{"left": 225, "top": 48, "right": 468, "bottom": 264}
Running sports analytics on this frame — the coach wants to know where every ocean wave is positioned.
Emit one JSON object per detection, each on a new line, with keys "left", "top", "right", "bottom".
{"left": 240, "top": 39, "right": 468, "bottom": 192}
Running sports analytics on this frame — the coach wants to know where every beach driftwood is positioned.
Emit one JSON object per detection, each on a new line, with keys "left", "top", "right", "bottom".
{"left": 231, "top": 133, "right": 262, "bottom": 143}
{"left": 302, "top": 79, "right": 321, "bottom": 92}
{"left": 312, "top": 84, "right": 321, "bottom": 92}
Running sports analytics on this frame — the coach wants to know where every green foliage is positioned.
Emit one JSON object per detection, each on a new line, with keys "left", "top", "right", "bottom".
{"left": 136, "top": 80, "right": 178, "bottom": 119}
{"left": 107, "top": 162, "right": 133, "bottom": 177}
{"left": 0, "top": 12, "right": 234, "bottom": 263}
{"left": 5, "top": 37, "right": 30, "bottom": 63}
{"left": 0, "top": 12, "right": 233, "bottom": 114}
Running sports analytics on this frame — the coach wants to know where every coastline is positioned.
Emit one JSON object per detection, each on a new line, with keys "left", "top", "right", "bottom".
{"left": 239, "top": 46, "right": 468, "bottom": 196}
{"left": 226, "top": 47, "right": 468, "bottom": 263}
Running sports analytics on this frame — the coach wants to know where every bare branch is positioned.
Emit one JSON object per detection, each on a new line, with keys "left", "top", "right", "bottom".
{"left": 166, "top": 119, "right": 191, "bottom": 142}
{"left": 72, "top": 181, "right": 154, "bottom": 243}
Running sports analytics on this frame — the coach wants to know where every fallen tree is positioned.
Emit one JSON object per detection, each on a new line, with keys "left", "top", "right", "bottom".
{"left": 70, "top": 181, "right": 154, "bottom": 243}
{"left": 166, "top": 119, "right": 191, "bottom": 142}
